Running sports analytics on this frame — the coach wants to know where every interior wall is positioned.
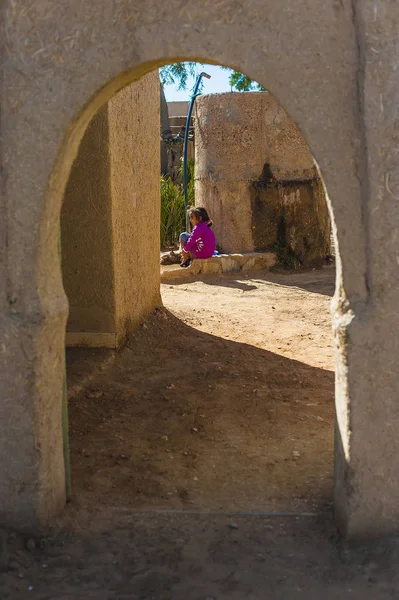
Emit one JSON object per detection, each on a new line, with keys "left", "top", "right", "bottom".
{"left": 61, "top": 106, "right": 116, "bottom": 338}
{"left": 109, "top": 71, "right": 162, "bottom": 344}
{"left": 60, "top": 72, "right": 161, "bottom": 348}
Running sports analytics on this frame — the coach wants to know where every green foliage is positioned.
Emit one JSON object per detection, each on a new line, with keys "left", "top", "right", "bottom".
{"left": 160, "top": 62, "right": 201, "bottom": 91}
{"left": 269, "top": 243, "right": 300, "bottom": 271}
{"left": 185, "top": 158, "right": 195, "bottom": 206}
{"left": 160, "top": 159, "right": 195, "bottom": 249}
{"left": 227, "top": 71, "right": 265, "bottom": 92}
{"left": 160, "top": 62, "right": 263, "bottom": 93}
{"left": 160, "top": 177, "right": 185, "bottom": 249}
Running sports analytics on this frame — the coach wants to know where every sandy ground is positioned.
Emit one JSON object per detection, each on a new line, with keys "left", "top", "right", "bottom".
{"left": 66, "top": 267, "right": 336, "bottom": 516}
{"left": 2, "top": 268, "right": 399, "bottom": 599}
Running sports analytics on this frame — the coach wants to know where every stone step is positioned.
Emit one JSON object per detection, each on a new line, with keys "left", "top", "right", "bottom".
{"left": 161, "top": 252, "right": 277, "bottom": 282}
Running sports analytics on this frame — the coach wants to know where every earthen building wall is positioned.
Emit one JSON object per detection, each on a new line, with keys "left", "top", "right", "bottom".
{"left": 1, "top": 0, "right": 399, "bottom": 540}
{"left": 61, "top": 72, "right": 161, "bottom": 347}
{"left": 194, "top": 92, "right": 330, "bottom": 262}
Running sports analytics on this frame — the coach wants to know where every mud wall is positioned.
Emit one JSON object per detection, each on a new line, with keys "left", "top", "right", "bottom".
{"left": 61, "top": 106, "right": 116, "bottom": 337}
{"left": 251, "top": 177, "right": 331, "bottom": 267}
{"left": 109, "top": 74, "right": 161, "bottom": 341}
{"left": 61, "top": 72, "right": 161, "bottom": 347}
{"left": 194, "top": 92, "right": 330, "bottom": 264}
{"left": 2, "top": 0, "right": 399, "bottom": 541}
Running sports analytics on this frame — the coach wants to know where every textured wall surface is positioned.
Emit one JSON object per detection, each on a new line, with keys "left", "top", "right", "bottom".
{"left": 251, "top": 179, "right": 331, "bottom": 266}
{"left": 61, "top": 106, "right": 116, "bottom": 335}
{"left": 195, "top": 92, "right": 316, "bottom": 185}
{"left": 109, "top": 73, "right": 161, "bottom": 345}
{"left": 195, "top": 92, "right": 330, "bottom": 261}
{"left": 0, "top": 0, "right": 398, "bottom": 539}
{"left": 333, "top": 0, "right": 399, "bottom": 540}
{"left": 61, "top": 73, "right": 160, "bottom": 347}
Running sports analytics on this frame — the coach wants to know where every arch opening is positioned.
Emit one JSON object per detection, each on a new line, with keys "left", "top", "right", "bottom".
{"left": 4, "top": 0, "right": 398, "bottom": 548}
{"left": 59, "top": 61, "right": 337, "bottom": 520}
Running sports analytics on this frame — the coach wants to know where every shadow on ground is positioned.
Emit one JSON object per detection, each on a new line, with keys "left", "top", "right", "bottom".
{"left": 1, "top": 293, "right": 397, "bottom": 600}
{"left": 66, "top": 308, "right": 334, "bottom": 515}
{"left": 2, "top": 512, "right": 399, "bottom": 599}
{"left": 165, "top": 267, "right": 336, "bottom": 297}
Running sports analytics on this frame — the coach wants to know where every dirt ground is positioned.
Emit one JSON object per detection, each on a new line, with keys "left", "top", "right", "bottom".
{"left": 67, "top": 267, "right": 335, "bottom": 516}
{"left": 2, "top": 268, "right": 399, "bottom": 599}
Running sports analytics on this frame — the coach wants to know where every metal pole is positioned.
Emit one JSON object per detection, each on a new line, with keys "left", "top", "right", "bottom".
{"left": 183, "top": 71, "right": 211, "bottom": 232}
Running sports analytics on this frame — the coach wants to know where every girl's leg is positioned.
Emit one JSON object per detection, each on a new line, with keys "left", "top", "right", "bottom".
{"left": 179, "top": 232, "right": 190, "bottom": 252}
{"left": 180, "top": 250, "right": 194, "bottom": 268}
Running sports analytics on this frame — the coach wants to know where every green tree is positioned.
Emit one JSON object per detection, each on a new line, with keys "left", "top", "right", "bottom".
{"left": 159, "top": 62, "right": 264, "bottom": 176}
{"left": 159, "top": 62, "right": 264, "bottom": 93}
{"left": 225, "top": 70, "right": 265, "bottom": 92}
{"left": 160, "top": 62, "right": 199, "bottom": 90}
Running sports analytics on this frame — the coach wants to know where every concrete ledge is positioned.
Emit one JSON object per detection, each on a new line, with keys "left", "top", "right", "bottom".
{"left": 161, "top": 252, "right": 277, "bottom": 282}
{"left": 65, "top": 332, "right": 118, "bottom": 348}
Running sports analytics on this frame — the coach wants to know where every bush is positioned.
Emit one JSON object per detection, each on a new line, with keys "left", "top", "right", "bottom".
{"left": 185, "top": 158, "right": 195, "bottom": 207}
{"left": 160, "top": 176, "right": 185, "bottom": 249}
{"left": 160, "top": 159, "right": 195, "bottom": 249}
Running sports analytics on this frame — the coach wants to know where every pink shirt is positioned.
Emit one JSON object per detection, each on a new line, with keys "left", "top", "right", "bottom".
{"left": 184, "top": 221, "right": 216, "bottom": 259}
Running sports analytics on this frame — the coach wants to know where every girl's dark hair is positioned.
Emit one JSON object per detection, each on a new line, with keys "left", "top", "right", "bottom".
{"left": 188, "top": 206, "right": 213, "bottom": 227}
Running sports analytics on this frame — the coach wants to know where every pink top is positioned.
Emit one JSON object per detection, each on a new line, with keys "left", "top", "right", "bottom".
{"left": 184, "top": 221, "right": 216, "bottom": 259}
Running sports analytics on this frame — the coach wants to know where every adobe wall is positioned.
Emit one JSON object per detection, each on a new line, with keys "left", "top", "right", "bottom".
{"left": 194, "top": 92, "right": 331, "bottom": 264}
{"left": 333, "top": 1, "right": 399, "bottom": 539}
{"left": 61, "top": 106, "right": 116, "bottom": 339}
{"left": 1, "top": 0, "right": 398, "bottom": 540}
{"left": 61, "top": 72, "right": 161, "bottom": 348}
{"left": 109, "top": 74, "right": 161, "bottom": 343}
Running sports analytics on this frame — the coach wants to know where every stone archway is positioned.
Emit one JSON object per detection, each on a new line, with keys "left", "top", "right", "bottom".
{"left": 1, "top": 0, "right": 398, "bottom": 540}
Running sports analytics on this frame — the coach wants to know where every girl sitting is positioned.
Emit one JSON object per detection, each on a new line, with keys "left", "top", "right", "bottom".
{"left": 179, "top": 207, "right": 216, "bottom": 268}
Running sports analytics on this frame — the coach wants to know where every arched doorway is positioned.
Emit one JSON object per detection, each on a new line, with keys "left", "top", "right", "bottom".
{"left": 59, "top": 64, "right": 335, "bottom": 522}
{"left": 3, "top": 1, "right": 389, "bottom": 540}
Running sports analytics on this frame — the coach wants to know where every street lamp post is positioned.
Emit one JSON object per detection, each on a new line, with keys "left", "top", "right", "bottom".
{"left": 183, "top": 71, "right": 211, "bottom": 232}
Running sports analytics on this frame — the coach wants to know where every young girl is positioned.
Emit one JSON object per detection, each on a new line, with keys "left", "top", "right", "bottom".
{"left": 179, "top": 207, "right": 216, "bottom": 267}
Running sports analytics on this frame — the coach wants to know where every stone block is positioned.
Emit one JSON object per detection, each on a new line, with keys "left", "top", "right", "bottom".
{"left": 241, "top": 253, "right": 277, "bottom": 271}
{"left": 199, "top": 258, "right": 223, "bottom": 275}
{"left": 229, "top": 254, "right": 248, "bottom": 265}
{"left": 220, "top": 256, "right": 241, "bottom": 273}
{"left": 188, "top": 260, "right": 202, "bottom": 275}
{"left": 160, "top": 265, "right": 190, "bottom": 282}
{"left": 160, "top": 252, "right": 277, "bottom": 283}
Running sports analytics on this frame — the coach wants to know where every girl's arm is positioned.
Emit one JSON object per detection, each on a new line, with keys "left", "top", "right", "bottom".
{"left": 183, "top": 225, "right": 198, "bottom": 253}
